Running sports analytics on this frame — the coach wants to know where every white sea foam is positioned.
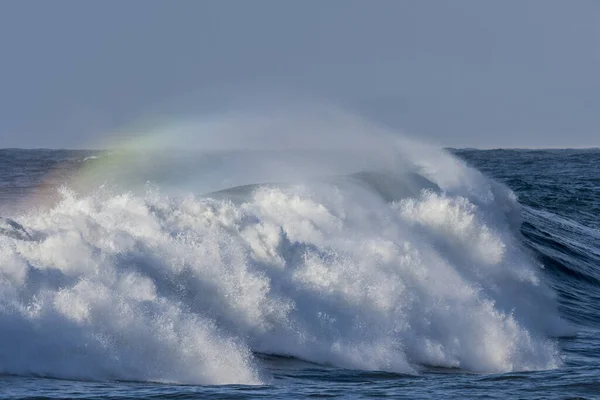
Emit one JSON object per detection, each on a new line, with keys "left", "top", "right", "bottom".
{"left": 0, "top": 106, "right": 570, "bottom": 384}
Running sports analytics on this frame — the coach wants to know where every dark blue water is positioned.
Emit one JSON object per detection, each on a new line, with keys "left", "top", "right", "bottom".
{"left": 1, "top": 148, "right": 599, "bottom": 399}
{"left": 456, "top": 149, "right": 600, "bottom": 331}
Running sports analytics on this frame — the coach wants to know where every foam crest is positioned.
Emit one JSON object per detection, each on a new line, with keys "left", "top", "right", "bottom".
{"left": 1, "top": 172, "right": 568, "bottom": 383}
{"left": 0, "top": 105, "right": 570, "bottom": 383}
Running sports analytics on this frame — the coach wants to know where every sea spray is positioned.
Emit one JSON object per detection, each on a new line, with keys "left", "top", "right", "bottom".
{"left": 0, "top": 106, "right": 570, "bottom": 383}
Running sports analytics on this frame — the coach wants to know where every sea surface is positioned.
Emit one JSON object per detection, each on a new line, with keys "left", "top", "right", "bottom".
{"left": 0, "top": 147, "right": 599, "bottom": 399}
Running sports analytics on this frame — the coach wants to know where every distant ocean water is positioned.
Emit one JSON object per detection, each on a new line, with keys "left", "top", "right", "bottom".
{"left": 0, "top": 147, "right": 599, "bottom": 399}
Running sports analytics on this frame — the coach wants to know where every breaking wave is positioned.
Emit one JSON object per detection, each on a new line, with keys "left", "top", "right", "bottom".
{"left": 0, "top": 107, "right": 570, "bottom": 384}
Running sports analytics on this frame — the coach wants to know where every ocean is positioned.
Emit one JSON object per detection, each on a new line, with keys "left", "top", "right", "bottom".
{"left": 0, "top": 145, "right": 599, "bottom": 399}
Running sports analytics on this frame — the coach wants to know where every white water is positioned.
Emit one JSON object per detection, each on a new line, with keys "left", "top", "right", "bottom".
{"left": 0, "top": 107, "right": 570, "bottom": 384}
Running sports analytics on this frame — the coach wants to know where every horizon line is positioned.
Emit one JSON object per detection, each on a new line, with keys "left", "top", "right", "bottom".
{"left": 1, "top": 146, "right": 599, "bottom": 152}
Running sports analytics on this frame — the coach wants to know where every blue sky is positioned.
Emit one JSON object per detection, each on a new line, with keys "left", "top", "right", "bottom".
{"left": 1, "top": 0, "right": 599, "bottom": 148}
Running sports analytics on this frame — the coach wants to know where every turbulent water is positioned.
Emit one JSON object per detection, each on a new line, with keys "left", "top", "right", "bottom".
{"left": 0, "top": 117, "right": 599, "bottom": 398}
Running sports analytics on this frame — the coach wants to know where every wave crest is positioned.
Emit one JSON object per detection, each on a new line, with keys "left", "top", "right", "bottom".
{"left": 1, "top": 170, "right": 567, "bottom": 383}
{"left": 0, "top": 106, "right": 570, "bottom": 384}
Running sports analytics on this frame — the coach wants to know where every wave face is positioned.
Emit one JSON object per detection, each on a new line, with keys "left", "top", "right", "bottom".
{"left": 455, "top": 148, "right": 600, "bottom": 331}
{"left": 0, "top": 109, "right": 571, "bottom": 384}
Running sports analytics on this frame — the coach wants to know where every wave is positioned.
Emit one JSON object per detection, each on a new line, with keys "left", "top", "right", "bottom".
{"left": 519, "top": 206, "right": 600, "bottom": 328}
{"left": 0, "top": 107, "right": 572, "bottom": 384}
